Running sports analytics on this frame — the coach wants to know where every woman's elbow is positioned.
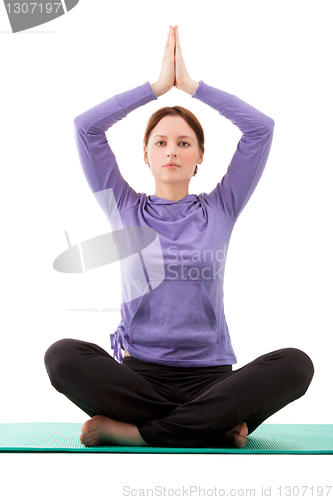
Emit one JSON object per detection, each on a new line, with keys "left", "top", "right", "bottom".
{"left": 73, "top": 114, "right": 84, "bottom": 132}
{"left": 266, "top": 116, "right": 275, "bottom": 135}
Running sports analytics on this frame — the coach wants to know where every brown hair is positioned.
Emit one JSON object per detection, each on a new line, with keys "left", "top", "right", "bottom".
{"left": 143, "top": 106, "right": 204, "bottom": 177}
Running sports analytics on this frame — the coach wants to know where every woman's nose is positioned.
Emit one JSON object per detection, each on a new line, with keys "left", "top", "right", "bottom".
{"left": 166, "top": 144, "right": 176, "bottom": 156}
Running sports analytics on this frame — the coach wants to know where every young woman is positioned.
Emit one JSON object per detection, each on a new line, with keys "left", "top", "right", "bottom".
{"left": 45, "top": 26, "right": 314, "bottom": 449}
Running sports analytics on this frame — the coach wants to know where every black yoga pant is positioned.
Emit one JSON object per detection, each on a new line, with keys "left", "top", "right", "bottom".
{"left": 44, "top": 339, "right": 314, "bottom": 448}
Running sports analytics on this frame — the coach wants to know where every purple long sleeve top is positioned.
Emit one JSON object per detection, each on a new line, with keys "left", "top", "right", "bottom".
{"left": 73, "top": 81, "right": 274, "bottom": 367}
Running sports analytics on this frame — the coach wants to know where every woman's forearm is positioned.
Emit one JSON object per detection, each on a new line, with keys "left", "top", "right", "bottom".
{"left": 179, "top": 79, "right": 200, "bottom": 95}
{"left": 151, "top": 78, "right": 199, "bottom": 97}
{"left": 150, "top": 81, "right": 168, "bottom": 98}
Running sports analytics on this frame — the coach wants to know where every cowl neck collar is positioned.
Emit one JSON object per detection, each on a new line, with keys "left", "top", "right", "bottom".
{"left": 148, "top": 194, "right": 198, "bottom": 204}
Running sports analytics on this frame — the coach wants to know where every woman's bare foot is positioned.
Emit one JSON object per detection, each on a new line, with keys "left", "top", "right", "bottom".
{"left": 80, "top": 415, "right": 149, "bottom": 447}
{"left": 221, "top": 422, "right": 248, "bottom": 448}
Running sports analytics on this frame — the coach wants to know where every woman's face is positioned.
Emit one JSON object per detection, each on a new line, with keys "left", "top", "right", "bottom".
{"left": 144, "top": 115, "right": 203, "bottom": 183}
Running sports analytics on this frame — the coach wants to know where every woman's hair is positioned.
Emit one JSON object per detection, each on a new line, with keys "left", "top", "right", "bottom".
{"left": 143, "top": 106, "right": 204, "bottom": 177}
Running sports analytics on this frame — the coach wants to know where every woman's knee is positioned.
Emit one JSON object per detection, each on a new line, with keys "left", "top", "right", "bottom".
{"left": 44, "top": 338, "right": 80, "bottom": 388}
{"left": 280, "top": 347, "right": 314, "bottom": 391}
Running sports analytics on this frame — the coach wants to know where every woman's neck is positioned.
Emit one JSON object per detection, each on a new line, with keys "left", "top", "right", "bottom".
{"left": 154, "top": 184, "right": 189, "bottom": 202}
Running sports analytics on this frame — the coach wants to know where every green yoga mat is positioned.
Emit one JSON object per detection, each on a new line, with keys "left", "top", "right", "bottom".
{"left": 0, "top": 423, "right": 332, "bottom": 454}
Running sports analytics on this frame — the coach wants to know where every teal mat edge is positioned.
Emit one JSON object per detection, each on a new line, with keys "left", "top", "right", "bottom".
{"left": 1, "top": 447, "right": 333, "bottom": 454}
{"left": 1, "top": 423, "right": 333, "bottom": 454}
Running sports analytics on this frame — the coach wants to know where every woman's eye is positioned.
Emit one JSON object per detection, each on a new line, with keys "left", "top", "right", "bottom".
{"left": 155, "top": 141, "right": 189, "bottom": 147}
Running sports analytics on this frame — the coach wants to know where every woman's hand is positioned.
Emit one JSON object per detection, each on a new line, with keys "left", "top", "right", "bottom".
{"left": 174, "top": 26, "right": 199, "bottom": 95}
{"left": 151, "top": 26, "right": 176, "bottom": 97}
{"left": 151, "top": 26, "right": 199, "bottom": 97}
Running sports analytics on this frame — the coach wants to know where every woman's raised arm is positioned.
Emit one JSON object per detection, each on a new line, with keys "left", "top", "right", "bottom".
{"left": 73, "top": 26, "right": 184, "bottom": 219}
{"left": 73, "top": 83, "right": 157, "bottom": 219}
{"left": 191, "top": 82, "right": 275, "bottom": 220}
{"left": 172, "top": 26, "right": 274, "bottom": 219}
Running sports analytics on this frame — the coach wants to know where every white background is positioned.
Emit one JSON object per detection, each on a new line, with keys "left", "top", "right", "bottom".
{"left": 1, "top": 0, "right": 332, "bottom": 497}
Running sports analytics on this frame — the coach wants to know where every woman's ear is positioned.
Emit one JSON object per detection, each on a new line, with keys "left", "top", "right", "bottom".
{"left": 143, "top": 147, "right": 149, "bottom": 166}
{"left": 197, "top": 151, "right": 204, "bottom": 165}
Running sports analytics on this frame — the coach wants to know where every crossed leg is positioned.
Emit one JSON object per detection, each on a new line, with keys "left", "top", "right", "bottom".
{"left": 135, "top": 348, "right": 314, "bottom": 447}
{"left": 44, "top": 339, "right": 314, "bottom": 448}
{"left": 79, "top": 416, "right": 249, "bottom": 448}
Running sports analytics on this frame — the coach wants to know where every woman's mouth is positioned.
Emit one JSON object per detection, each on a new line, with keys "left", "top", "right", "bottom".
{"left": 164, "top": 163, "right": 179, "bottom": 168}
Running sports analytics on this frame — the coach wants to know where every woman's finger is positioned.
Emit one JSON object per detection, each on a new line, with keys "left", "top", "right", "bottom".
{"left": 165, "top": 25, "right": 174, "bottom": 54}
{"left": 175, "top": 25, "right": 183, "bottom": 59}
{"left": 174, "top": 26, "right": 192, "bottom": 90}
{"left": 175, "top": 25, "right": 180, "bottom": 47}
{"left": 153, "top": 26, "right": 175, "bottom": 95}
